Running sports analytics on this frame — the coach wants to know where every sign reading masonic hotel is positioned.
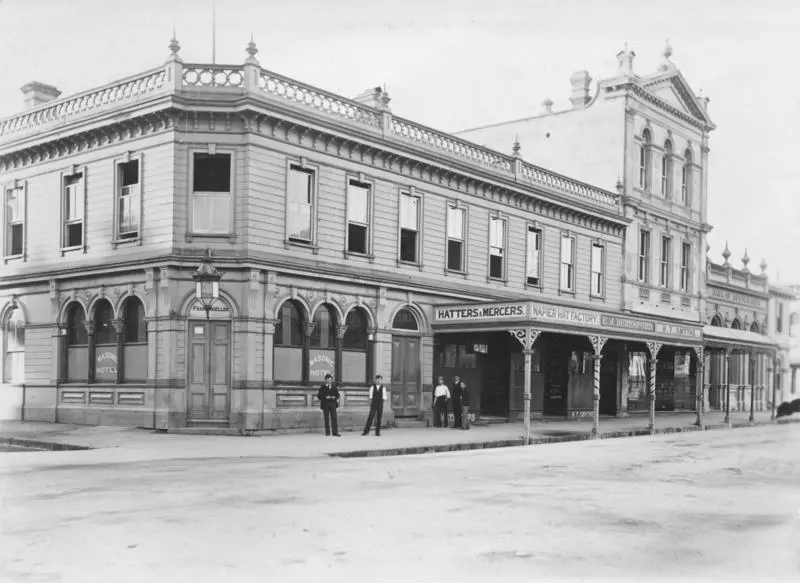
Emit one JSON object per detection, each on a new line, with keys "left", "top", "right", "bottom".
{"left": 435, "top": 301, "right": 701, "bottom": 340}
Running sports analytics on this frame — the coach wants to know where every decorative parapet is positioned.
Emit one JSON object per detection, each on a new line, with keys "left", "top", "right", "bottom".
{"left": 0, "top": 67, "right": 168, "bottom": 138}
{"left": 0, "top": 56, "right": 619, "bottom": 210}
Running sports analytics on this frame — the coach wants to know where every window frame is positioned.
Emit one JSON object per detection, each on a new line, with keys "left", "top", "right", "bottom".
{"left": 3, "top": 180, "right": 27, "bottom": 262}
{"left": 2, "top": 307, "right": 25, "bottom": 384}
{"left": 681, "top": 149, "right": 693, "bottom": 206}
{"left": 639, "top": 129, "right": 652, "bottom": 192}
{"left": 525, "top": 223, "right": 543, "bottom": 288}
{"left": 662, "top": 140, "right": 673, "bottom": 199}
{"left": 659, "top": 235, "right": 672, "bottom": 288}
{"left": 559, "top": 232, "right": 577, "bottom": 293}
{"left": 638, "top": 228, "right": 651, "bottom": 284}
{"left": 344, "top": 174, "right": 374, "bottom": 259}
{"left": 590, "top": 241, "right": 605, "bottom": 298}
{"left": 59, "top": 167, "right": 88, "bottom": 255}
{"left": 680, "top": 241, "right": 691, "bottom": 293}
{"left": 397, "top": 188, "right": 423, "bottom": 267}
{"left": 445, "top": 201, "right": 467, "bottom": 274}
{"left": 487, "top": 213, "right": 508, "bottom": 282}
{"left": 188, "top": 148, "right": 235, "bottom": 238}
{"left": 113, "top": 153, "right": 144, "bottom": 247}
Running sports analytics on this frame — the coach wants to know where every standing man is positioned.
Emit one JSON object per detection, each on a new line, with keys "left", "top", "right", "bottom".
{"left": 317, "top": 373, "right": 341, "bottom": 437}
{"left": 461, "top": 382, "right": 471, "bottom": 430}
{"left": 362, "top": 374, "right": 387, "bottom": 436}
{"left": 433, "top": 376, "right": 451, "bottom": 428}
{"left": 450, "top": 375, "right": 463, "bottom": 429}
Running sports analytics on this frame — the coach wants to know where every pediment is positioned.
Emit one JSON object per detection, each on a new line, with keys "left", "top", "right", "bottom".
{"left": 641, "top": 71, "right": 711, "bottom": 126}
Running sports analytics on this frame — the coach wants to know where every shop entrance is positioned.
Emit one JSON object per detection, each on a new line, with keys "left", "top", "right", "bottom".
{"left": 544, "top": 344, "right": 569, "bottom": 416}
{"left": 391, "top": 336, "right": 421, "bottom": 416}
{"left": 187, "top": 321, "right": 231, "bottom": 421}
{"left": 600, "top": 351, "right": 618, "bottom": 415}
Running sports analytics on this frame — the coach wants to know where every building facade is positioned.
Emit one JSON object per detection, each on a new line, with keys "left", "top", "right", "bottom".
{"left": 767, "top": 282, "right": 797, "bottom": 405}
{"left": 0, "top": 37, "right": 653, "bottom": 431}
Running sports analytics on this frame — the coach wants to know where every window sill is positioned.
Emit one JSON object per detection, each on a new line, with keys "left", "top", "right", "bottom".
{"left": 396, "top": 259, "right": 423, "bottom": 271}
{"left": 60, "top": 245, "right": 84, "bottom": 257}
{"left": 487, "top": 276, "right": 508, "bottom": 286}
{"left": 112, "top": 237, "right": 141, "bottom": 249}
{"left": 186, "top": 233, "right": 236, "bottom": 242}
{"left": 525, "top": 281, "right": 543, "bottom": 291}
{"left": 3, "top": 253, "right": 24, "bottom": 264}
{"left": 590, "top": 294, "right": 606, "bottom": 302}
{"left": 558, "top": 288, "right": 577, "bottom": 296}
{"left": 445, "top": 268, "right": 468, "bottom": 279}
{"left": 285, "top": 239, "right": 319, "bottom": 254}
{"left": 343, "top": 250, "right": 375, "bottom": 263}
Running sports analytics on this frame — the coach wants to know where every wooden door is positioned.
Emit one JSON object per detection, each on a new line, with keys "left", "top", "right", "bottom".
{"left": 544, "top": 348, "right": 568, "bottom": 416}
{"left": 188, "top": 321, "right": 231, "bottom": 420}
{"left": 391, "top": 336, "right": 420, "bottom": 416}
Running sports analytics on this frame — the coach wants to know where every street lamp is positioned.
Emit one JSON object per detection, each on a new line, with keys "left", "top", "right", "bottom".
{"left": 192, "top": 249, "right": 222, "bottom": 320}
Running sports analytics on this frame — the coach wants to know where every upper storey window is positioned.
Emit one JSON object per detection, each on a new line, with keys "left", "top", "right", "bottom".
{"left": 661, "top": 140, "right": 673, "bottom": 199}
{"left": 681, "top": 149, "right": 693, "bottom": 205}
{"left": 4, "top": 185, "right": 25, "bottom": 258}
{"left": 192, "top": 153, "right": 231, "bottom": 235}
{"left": 62, "top": 172, "right": 85, "bottom": 250}
{"left": 639, "top": 129, "right": 653, "bottom": 192}
{"left": 116, "top": 158, "right": 141, "bottom": 241}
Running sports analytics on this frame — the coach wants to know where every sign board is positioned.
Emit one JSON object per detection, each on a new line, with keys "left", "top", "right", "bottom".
{"left": 434, "top": 303, "right": 528, "bottom": 323}
{"left": 530, "top": 303, "right": 599, "bottom": 326}
{"left": 96, "top": 350, "right": 117, "bottom": 381}
{"left": 189, "top": 299, "right": 232, "bottom": 320}
{"left": 709, "top": 287, "right": 767, "bottom": 309}
{"left": 309, "top": 351, "right": 336, "bottom": 381}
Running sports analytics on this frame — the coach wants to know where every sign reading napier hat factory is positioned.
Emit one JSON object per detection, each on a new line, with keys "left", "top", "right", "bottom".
{"left": 434, "top": 303, "right": 528, "bottom": 322}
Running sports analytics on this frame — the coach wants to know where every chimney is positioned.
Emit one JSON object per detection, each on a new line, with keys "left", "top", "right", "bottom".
{"left": 541, "top": 97, "right": 554, "bottom": 115}
{"left": 569, "top": 71, "right": 592, "bottom": 109}
{"left": 616, "top": 45, "right": 636, "bottom": 76}
{"left": 20, "top": 81, "right": 62, "bottom": 110}
{"left": 352, "top": 86, "right": 383, "bottom": 109}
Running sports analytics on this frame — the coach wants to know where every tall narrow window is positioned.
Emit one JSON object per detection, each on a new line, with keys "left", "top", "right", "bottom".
{"left": 640, "top": 129, "right": 652, "bottom": 191}
{"left": 591, "top": 243, "right": 604, "bottom": 296}
{"left": 192, "top": 153, "right": 231, "bottom": 234}
{"left": 346, "top": 180, "right": 370, "bottom": 254}
{"left": 3, "top": 308, "right": 24, "bottom": 383}
{"left": 399, "top": 192, "right": 420, "bottom": 263}
{"left": 117, "top": 159, "right": 140, "bottom": 240}
{"left": 661, "top": 140, "right": 673, "bottom": 198}
{"left": 660, "top": 236, "right": 672, "bottom": 287}
{"left": 560, "top": 235, "right": 575, "bottom": 291}
{"left": 447, "top": 206, "right": 465, "bottom": 272}
{"left": 681, "top": 149, "right": 693, "bottom": 205}
{"left": 526, "top": 226, "right": 542, "bottom": 286}
{"left": 638, "top": 230, "right": 651, "bottom": 283}
{"left": 62, "top": 174, "right": 84, "bottom": 248}
{"left": 680, "top": 242, "right": 691, "bottom": 292}
{"left": 4, "top": 187, "right": 24, "bottom": 257}
{"left": 777, "top": 302, "right": 784, "bottom": 333}
{"left": 489, "top": 216, "right": 506, "bottom": 279}
{"left": 287, "top": 166, "right": 314, "bottom": 243}
{"left": 65, "top": 302, "right": 88, "bottom": 382}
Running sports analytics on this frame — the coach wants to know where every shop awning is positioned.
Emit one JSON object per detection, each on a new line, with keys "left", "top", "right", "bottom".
{"left": 702, "top": 325, "right": 778, "bottom": 353}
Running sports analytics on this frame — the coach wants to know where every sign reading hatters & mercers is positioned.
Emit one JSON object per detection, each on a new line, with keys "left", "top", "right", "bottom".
{"left": 434, "top": 301, "right": 701, "bottom": 340}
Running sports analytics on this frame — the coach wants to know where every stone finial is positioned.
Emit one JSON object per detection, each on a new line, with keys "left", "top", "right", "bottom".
{"left": 512, "top": 136, "right": 521, "bottom": 158}
{"left": 742, "top": 249, "right": 750, "bottom": 271}
{"left": 706, "top": 242, "right": 711, "bottom": 254}
{"left": 615, "top": 177, "right": 623, "bottom": 194}
{"left": 245, "top": 33, "right": 260, "bottom": 65}
{"left": 722, "top": 241, "right": 731, "bottom": 266}
{"left": 168, "top": 30, "right": 182, "bottom": 62}
{"left": 662, "top": 38, "right": 673, "bottom": 60}
{"left": 657, "top": 38, "right": 675, "bottom": 72}
{"left": 379, "top": 84, "right": 392, "bottom": 112}
{"left": 616, "top": 43, "right": 635, "bottom": 76}
{"left": 760, "top": 258, "right": 768, "bottom": 274}
{"left": 542, "top": 97, "right": 554, "bottom": 114}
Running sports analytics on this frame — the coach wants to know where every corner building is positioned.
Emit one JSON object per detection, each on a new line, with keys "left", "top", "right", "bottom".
{"left": 2, "top": 38, "right": 703, "bottom": 430}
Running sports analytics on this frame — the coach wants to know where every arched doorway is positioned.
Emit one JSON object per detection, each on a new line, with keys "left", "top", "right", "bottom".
{"left": 391, "top": 307, "right": 422, "bottom": 417}
{"left": 187, "top": 295, "right": 233, "bottom": 422}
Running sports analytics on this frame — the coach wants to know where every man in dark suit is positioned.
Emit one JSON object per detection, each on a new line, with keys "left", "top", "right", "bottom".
{"left": 362, "top": 374, "right": 387, "bottom": 436}
{"left": 317, "top": 373, "right": 341, "bottom": 436}
{"left": 450, "top": 376, "right": 463, "bottom": 429}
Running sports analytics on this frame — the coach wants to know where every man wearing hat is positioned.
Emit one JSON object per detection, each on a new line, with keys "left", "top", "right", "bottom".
{"left": 362, "top": 374, "right": 388, "bottom": 436}
{"left": 317, "top": 373, "right": 341, "bottom": 437}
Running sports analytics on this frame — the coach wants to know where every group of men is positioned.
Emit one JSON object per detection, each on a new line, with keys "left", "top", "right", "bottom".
{"left": 432, "top": 376, "right": 471, "bottom": 429}
{"left": 316, "top": 372, "right": 472, "bottom": 436}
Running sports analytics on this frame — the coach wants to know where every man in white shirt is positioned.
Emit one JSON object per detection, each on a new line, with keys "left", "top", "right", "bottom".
{"left": 362, "top": 374, "right": 388, "bottom": 436}
{"left": 433, "top": 376, "right": 451, "bottom": 428}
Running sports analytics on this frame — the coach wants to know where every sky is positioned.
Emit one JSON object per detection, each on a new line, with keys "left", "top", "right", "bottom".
{"left": 1, "top": 0, "right": 798, "bottom": 283}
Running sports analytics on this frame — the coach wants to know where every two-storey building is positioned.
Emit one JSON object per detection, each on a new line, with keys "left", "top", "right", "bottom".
{"left": 456, "top": 42, "right": 710, "bottom": 419}
{"left": 767, "top": 282, "right": 797, "bottom": 406}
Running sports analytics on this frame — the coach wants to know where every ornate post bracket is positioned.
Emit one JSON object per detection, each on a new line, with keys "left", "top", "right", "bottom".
{"left": 692, "top": 345, "right": 704, "bottom": 363}
{"left": 83, "top": 321, "right": 96, "bottom": 336}
{"left": 646, "top": 341, "right": 663, "bottom": 360}
{"left": 589, "top": 335, "right": 608, "bottom": 356}
{"left": 508, "top": 328, "right": 540, "bottom": 352}
{"left": 111, "top": 319, "right": 126, "bottom": 335}
{"left": 336, "top": 325, "right": 348, "bottom": 340}
{"left": 303, "top": 322, "right": 316, "bottom": 338}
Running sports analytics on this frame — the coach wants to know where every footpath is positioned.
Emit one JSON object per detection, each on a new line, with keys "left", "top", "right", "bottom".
{"left": 1, "top": 411, "right": 799, "bottom": 464}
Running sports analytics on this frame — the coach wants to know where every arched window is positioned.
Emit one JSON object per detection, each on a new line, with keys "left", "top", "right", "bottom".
{"left": 662, "top": 140, "right": 673, "bottom": 198}
{"left": 274, "top": 300, "right": 306, "bottom": 383}
{"left": 393, "top": 308, "right": 419, "bottom": 331}
{"left": 93, "top": 299, "right": 116, "bottom": 382}
{"left": 94, "top": 300, "right": 115, "bottom": 345}
{"left": 681, "top": 149, "right": 693, "bottom": 204}
{"left": 122, "top": 296, "right": 148, "bottom": 383}
{"left": 730, "top": 318, "right": 742, "bottom": 330}
{"left": 275, "top": 301, "right": 303, "bottom": 347}
{"left": 310, "top": 304, "right": 336, "bottom": 349}
{"left": 342, "top": 308, "right": 370, "bottom": 383}
{"left": 639, "top": 129, "right": 652, "bottom": 191}
{"left": 65, "top": 302, "right": 88, "bottom": 381}
{"left": 3, "top": 308, "right": 24, "bottom": 383}
{"left": 710, "top": 314, "right": 722, "bottom": 327}
{"left": 750, "top": 321, "right": 760, "bottom": 334}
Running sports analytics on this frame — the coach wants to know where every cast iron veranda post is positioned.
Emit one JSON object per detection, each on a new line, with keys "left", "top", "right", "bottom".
{"left": 508, "top": 328, "right": 539, "bottom": 446}
{"left": 749, "top": 352, "right": 756, "bottom": 423}
{"left": 724, "top": 349, "right": 732, "bottom": 427}
{"left": 694, "top": 346, "right": 705, "bottom": 428}
{"left": 770, "top": 356, "right": 778, "bottom": 421}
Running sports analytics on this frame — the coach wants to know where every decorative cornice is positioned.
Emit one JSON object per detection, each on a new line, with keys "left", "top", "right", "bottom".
{"left": 630, "top": 84, "right": 713, "bottom": 132}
